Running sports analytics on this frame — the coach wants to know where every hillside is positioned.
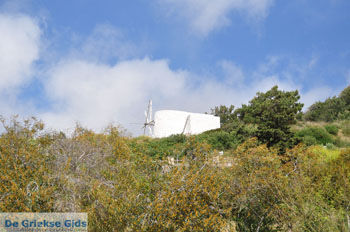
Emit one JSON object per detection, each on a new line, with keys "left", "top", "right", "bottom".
{"left": 1, "top": 86, "right": 350, "bottom": 231}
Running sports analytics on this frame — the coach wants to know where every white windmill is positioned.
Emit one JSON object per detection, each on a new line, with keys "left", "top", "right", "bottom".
{"left": 138, "top": 100, "right": 220, "bottom": 138}
{"left": 143, "top": 100, "right": 155, "bottom": 136}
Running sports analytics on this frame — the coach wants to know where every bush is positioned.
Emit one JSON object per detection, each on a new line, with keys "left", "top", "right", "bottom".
{"left": 128, "top": 134, "right": 187, "bottom": 159}
{"left": 302, "top": 135, "right": 318, "bottom": 146}
{"left": 220, "top": 121, "right": 258, "bottom": 145}
{"left": 196, "top": 130, "right": 239, "bottom": 150}
{"left": 0, "top": 117, "right": 56, "bottom": 212}
{"left": 326, "top": 143, "right": 336, "bottom": 150}
{"left": 295, "top": 126, "right": 334, "bottom": 145}
{"left": 324, "top": 124, "right": 339, "bottom": 135}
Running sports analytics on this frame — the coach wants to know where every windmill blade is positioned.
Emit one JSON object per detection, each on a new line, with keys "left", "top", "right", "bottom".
{"left": 148, "top": 100, "right": 152, "bottom": 122}
{"left": 142, "top": 99, "right": 154, "bottom": 136}
{"left": 144, "top": 110, "right": 149, "bottom": 123}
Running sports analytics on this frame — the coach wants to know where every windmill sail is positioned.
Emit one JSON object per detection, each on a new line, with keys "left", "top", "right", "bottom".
{"left": 143, "top": 100, "right": 154, "bottom": 136}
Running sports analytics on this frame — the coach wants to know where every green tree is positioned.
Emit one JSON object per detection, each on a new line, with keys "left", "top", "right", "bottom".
{"left": 237, "top": 86, "right": 303, "bottom": 150}
{"left": 304, "top": 85, "right": 350, "bottom": 122}
{"left": 210, "top": 105, "right": 236, "bottom": 127}
{"left": 304, "top": 97, "right": 346, "bottom": 122}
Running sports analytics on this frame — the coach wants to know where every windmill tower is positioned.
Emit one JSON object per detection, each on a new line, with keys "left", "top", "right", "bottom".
{"left": 143, "top": 100, "right": 154, "bottom": 136}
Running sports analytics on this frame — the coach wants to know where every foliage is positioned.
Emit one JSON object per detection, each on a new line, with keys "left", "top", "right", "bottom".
{"left": 304, "top": 86, "right": 350, "bottom": 122}
{"left": 129, "top": 130, "right": 242, "bottom": 159}
{"left": 310, "top": 145, "right": 341, "bottom": 161}
{"left": 0, "top": 116, "right": 56, "bottom": 212}
{"left": 128, "top": 134, "right": 187, "bottom": 159}
{"left": 1, "top": 117, "right": 350, "bottom": 231}
{"left": 326, "top": 143, "right": 336, "bottom": 150}
{"left": 301, "top": 135, "right": 318, "bottom": 146}
{"left": 210, "top": 105, "right": 236, "bottom": 127}
{"left": 209, "top": 104, "right": 258, "bottom": 145}
{"left": 196, "top": 130, "right": 239, "bottom": 150}
{"left": 142, "top": 141, "right": 232, "bottom": 231}
{"left": 295, "top": 126, "right": 334, "bottom": 145}
{"left": 236, "top": 85, "right": 303, "bottom": 151}
{"left": 324, "top": 124, "right": 339, "bottom": 135}
{"left": 304, "top": 97, "right": 346, "bottom": 122}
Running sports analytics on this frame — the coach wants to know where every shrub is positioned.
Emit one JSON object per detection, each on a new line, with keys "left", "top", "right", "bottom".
{"left": 295, "top": 126, "right": 334, "bottom": 145}
{"left": 302, "top": 135, "right": 318, "bottom": 146}
{"left": 128, "top": 134, "right": 187, "bottom": 159}
{"left": 143, "top": 160, "right": 232, "bottom": 231}
{"left": 326, "top": 143, "right": 336, "bottom": 150}
{"left": 324, "top": 124, "right": 339, "bottom": 135}
{"left": 196, "top": 130, "right": 239, "bottom": 150}
{"left": 310, "top": 145, "right": 341, "bottom": 161}
{"left": 0, "top": 117, "right": 56, "bottom": 212}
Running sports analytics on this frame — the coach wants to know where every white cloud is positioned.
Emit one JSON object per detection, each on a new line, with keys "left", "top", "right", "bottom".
{"left": 73, "top": 24, "right": 140, "bottom": 62}
{"left": 219, "top": 60, "right": 245, "bottom": 85}
{"left": 0, "top": 13, "right": 40, "bottom": 91}
{"left": 158, "top": 0, "right": 275, "bottom": 36}
{"left": 0, "top": 13, "right": 40, "bottom": 119}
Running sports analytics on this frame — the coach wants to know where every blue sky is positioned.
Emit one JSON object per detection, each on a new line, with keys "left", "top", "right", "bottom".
{"left": 0, "top": 0, "right": 349, "bottom": 135}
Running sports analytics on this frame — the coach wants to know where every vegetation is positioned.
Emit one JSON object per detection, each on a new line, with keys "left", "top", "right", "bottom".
{"left": 305, "top": 86, "right": 350, "bottom": 122}
{"left": 211, "top": 86, "right": 303, "bottom": 152}
{"left": 210, "top": 105, "right": 236, "bottom": 127}
{"left": 2, "top": 85, "right": 350, "bottom": 231}
{"left": 238, "top": 86, "right": 303, "bottom": 151}
{"left": 295, "top": 126, "right": 334, "bottom": 146}
{"left": 324, "top": 124, "right": 339, "bottom": 135}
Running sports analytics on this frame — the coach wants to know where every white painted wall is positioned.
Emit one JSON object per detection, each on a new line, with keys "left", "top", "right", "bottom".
{"left": 153, "top": 110, "right": 220, "bottom": 138}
